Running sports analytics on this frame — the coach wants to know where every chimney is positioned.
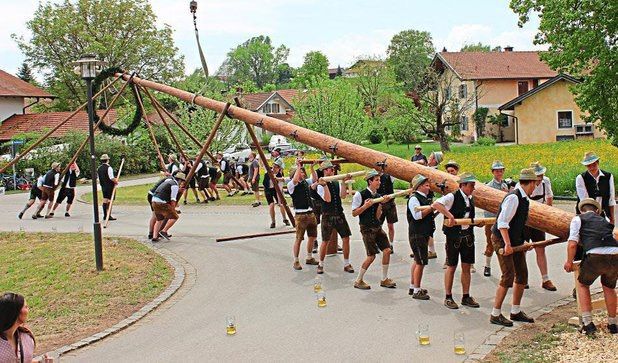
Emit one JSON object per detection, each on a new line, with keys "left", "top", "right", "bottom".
{"left": 504, "top": 46, "right": 514, "bottom": 52}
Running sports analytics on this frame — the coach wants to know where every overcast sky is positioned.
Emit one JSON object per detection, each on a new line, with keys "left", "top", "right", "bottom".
{"left": 0, "top": 0, "right": 544, "bottom": 79}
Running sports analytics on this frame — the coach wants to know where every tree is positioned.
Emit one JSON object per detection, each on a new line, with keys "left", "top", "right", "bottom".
{"left": 17, "top": 62, "right": 35, "bottom": 83}
{"left": 351, "top": 58, "right": 398, "bottom": 119}
{"left": 222, "top": 35, "right": 289, "bottom": 89}
{"left": 511, "top": 0, "right": 618, "bottom": 146}
{"left": 292, "top": 78, "right": 370, "bottom": 145}
{"left": 12, "top": 0, "right": 185, "bottom": 111}
{"left": 275, "top": 63, "right": 294, "bottom": 85}
{"left": 473, "top": 107, "right": 489, "bottom": 137}
{"left": 301, "top": 51, "right": 329, "bottom": 78}
{"left": 384, "top": 94, "right": 423, "bottom": 148}
{"left": 386, "top": 30, "right": 435, "bottom": 93}
{"left": 460, "top": 42, "right": 491, "bottom": 52}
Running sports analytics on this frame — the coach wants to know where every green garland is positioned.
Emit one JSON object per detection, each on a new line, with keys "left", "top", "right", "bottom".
{"left": 92, "top": 67, "right": 143, "bottom": 136}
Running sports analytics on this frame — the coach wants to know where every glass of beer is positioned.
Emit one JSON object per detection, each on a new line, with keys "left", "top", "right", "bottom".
{"left": 454, "top": 332, "right": 466, "bottom": 355}
{"left": 316, "top": 292, "right": 327, "bottom": 308}
{"left": 313, "top": 276, "right": 323, "bottom": 293}
{"left": 226, "top": 315, "right": 236, "bottom": 336}
{"left": 417, "top": 323, "right": 430, "bottom": 346}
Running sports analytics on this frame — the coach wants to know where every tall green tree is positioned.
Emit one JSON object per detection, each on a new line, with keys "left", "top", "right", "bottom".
{"left": 460, "top": 42, "right": 491, "bottom": 52}
{"left": 13, "top": 0, "right": 184, "bottom": 111}
{"left": 17, "top": 62, "right": 35, "bottom": 84}
{"left": 511, "top": 0, "right": 618, "bottom": 146}
{"left": 351, "top": 58, "right": 398, "bottom": 119}
{"left": 298, "top": 51, "right": 329, "bottom": 81}
{"left": 386, "top": 30, "right": 435, "bottom": 93}
{"left": 221, "top": 36, "right": 289, "bottom": 89}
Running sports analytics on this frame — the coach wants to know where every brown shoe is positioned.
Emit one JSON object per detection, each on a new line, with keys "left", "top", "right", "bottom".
{"left": 305, "top": 257, "right": 319, "bottom": 265}
{"left": 461, "top": 296, "right": 480, "bottom": 308}
{"left": 510, "top": 311, "right": 534, "bottom": 323}
{"left": 316, "top": 265, "right": 324, "bottom": 274}
{"left": 344, "top": 264, "right": 355, "bottom": 273}
{"left": 380, "top": 278, "right": 396, "bottom": 288}
{"left": 542, "top": 280, "right": 557, "bottom": 291}
{"left": 428, "top": 251, "right": 437, "bottom": 259}
{"left": 490, "top": 314, "right": 513, "bottom": 327}
{"left": 444, "top": 297, "right": 459, "bottom": 309}
{"left": 293, "top": 261, "right": 302, "bottom": 270}
{"left": 412, "top": 290, "right": 430, "bottom": 300}
{"left": 354, "top": 280, "right": 371, "bottom": 290}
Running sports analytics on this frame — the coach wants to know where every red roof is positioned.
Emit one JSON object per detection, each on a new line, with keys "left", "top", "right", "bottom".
{"left": 240, "top": 89, "right": 298, "bottom": 111}
{"left": 435, "top": 51, "right": 558, "bottom": 80}
{"left": 0, "top": 110, "right": 117, "bottom": 141}
{"left": 0, "top": 70, "right": 54, "bottom": 98}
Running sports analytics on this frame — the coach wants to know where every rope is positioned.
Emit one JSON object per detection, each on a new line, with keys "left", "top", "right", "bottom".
{"left": 191, "top": 3, "right": 209, "bottom": 78}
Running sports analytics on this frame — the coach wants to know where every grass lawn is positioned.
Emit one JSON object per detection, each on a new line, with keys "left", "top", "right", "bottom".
{"left": 0, "top": 232, "right": 173, "bottom": 355}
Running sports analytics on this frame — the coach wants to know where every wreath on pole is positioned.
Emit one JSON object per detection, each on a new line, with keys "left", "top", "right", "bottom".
{"left": 92, "top": 67, "right": 143, "bottom": 136}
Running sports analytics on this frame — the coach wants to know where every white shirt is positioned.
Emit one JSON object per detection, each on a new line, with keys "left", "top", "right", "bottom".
{"left": 351, "top": 188, "right": 378, "bottom": 210}
{"left": 219, "top": 160, "right": 227, "bottom": 173}
{"left": 195, "top": 162, "right": 205, "bottom": 176}
{"left": 152, "top": 180, "right": 180, "bottom": 203}
{"left": 530, "top": 176, "right": 553, "bottom": 203}
{"left": 408, "top": 191, "right": 428, "bottom": 220}
{"left": 287, "top": 177, "right": 313, "bottom": 212}
{"left": 496, "top": 185, "right": 530, "bottom": 230}
{"left": 236, "top": 165, "right": 244, "bottom": 175}
{"left": 575, "top": 170, "right": 616, "bottom": 207}
{"left": 568, "top": 212, "right": 618, "bottom": 254}
{"left": 36, "top": 175, "right": 44, "bottom": 188}
{"left": 436, "top": 189, "right": 472, "bottom": 230}
{"left": 317, "top": 182, "right": 341, "bottom": 201}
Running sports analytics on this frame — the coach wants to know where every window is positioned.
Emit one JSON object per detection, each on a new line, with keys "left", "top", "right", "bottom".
{"left": 556, "top": 135, "right": 575, "bottom": 141}
{"left": 575, "top": 124, "right": 593, "bottom": 134}
{"left": 517, "top": 81, "right": 529, "bottom": 95}
{"left": 460, "top": 115, "right": 468, "bottom": 131}
{"left": 263, "top": 103, "right": 281, "bottom": 114}
{"left": 558, "top": 111, "right": 573, "bottom": 129}
{"left": 458, "top": 84, "right": 467, "bottom": 99}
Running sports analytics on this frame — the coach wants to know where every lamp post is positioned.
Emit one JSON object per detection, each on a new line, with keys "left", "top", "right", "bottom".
{"left": 74, "top": 54, "right": 106, "bottom": 271}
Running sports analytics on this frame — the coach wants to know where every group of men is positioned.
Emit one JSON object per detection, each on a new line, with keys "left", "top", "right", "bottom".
{"left": 287, "top": 150, "right": 616, "bottom": 334}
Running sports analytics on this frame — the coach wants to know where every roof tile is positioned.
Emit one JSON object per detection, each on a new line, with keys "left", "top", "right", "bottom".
{"left": 0, "top": 70, "right": 54, "bottom": 98}
{"left": 437, "top": 51, "right": 557, "bottom": 80}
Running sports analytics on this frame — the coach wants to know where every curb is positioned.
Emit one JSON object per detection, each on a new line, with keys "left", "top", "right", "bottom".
{"left": 464, "top": 285, "right": 603, "bottom": 362}
{"left": 40, "top": 240, "right": 186, "bottom": 361}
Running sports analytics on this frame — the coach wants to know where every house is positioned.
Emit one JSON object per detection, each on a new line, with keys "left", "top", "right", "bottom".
{"left": 344, "top": 60, "right": 385, "bottom": 78}
{"left": 432, "top": 48, "right": 558, "bottom": 143}
{"left": 240, "top": 89, "right": 297, "bottom": 122}
{"left": 498, "top": 74, "right": 604, "bottom": 144}
{"left": 328, "top": 66, "right": 345, "bottom": 79}
{"left": 0, "top": 69, "right": 55, "bottom": 123}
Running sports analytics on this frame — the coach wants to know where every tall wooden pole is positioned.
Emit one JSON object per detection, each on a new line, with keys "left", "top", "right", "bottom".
{"left": 119, "top": 73, "right": 576, "bottom": 239}
{"left": 133, "top": 84, "right": 166, "bottom": 171}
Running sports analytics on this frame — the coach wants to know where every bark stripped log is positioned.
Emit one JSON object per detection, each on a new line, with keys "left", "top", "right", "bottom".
{"left": 119, "top": 73, "right": 576, "bottom": 239}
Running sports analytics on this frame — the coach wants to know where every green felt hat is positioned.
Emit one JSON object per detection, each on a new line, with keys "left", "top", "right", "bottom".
{"left": 273, "top": 159, "right": 284, "bottom": 168}
{"left": 319, "top": 160, "right": 334, "bottom": 171}
{"left": 431, "top": 151, "right": 444, "bottom": 164}
{"left": 444, "top": 160, "right": 460, "bottom": 170}
{"left": 530, "top": 161, "right": 547, "bottom": 176}
{"left": 174, "top": 172, "right": 186, "bottom": 181}
{"left": 491, "top": 160, "right": 505, "bottom": 170}
{"left": 411, "top": 174, "right": 428, "bottom": 190}
{"left": 364, "top": 170, "right": 380, "bottom": 181}
{"left": 581, "top": 151, "right": 599, "bottom": 166}
{"left": 457, "top": 172, "right": 477, "bottom": 184}
{"left": 518, "top": 168, "right": 539, "bottom": 181}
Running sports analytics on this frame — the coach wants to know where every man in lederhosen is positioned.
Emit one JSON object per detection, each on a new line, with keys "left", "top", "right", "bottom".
{"left": 151, "top": 172, "right": 186, "bottom": 242}
{"left": 166, "top": 153, "right": 180, "bottom": 175}
{"left": 147, "top": 175, "right": 172, "bottom": 240}
{"left": 33, "top": 162, "right": 61, "bottom": 219}
{"left": 432, "top": 172, "right": 481, "bottom": 310}
{"left": 194, "top": 156, "right": 211, "bottom": 203}
{"left": 309, "top": 156, "right": 328, "bottom": 253}
{"left": 482, "top": 160, "right": 509, "bottom": 277}
{"left": 526, "top": 161, "right": 557, "bottom": 291}
{"left": 351, "top": 170, "right": 396, "bottom": 290}
{"left": 407, "top": 174, "right": 436, "bottom": 300}
{"left": 442, "top": 160, "right": 462, "bottom": 270}
{"left": 50, "top": 162, "right": 80, "bottom": 217}
{"left": 208, "top": 160, "right": 221, "bottom": 201}
{"left": 263, "top": 159, "right": 290, "bottom": 228}
{"left": 180, "top": 156, "right": 201, "bottom": 204}
{"left": 489, "top": 168, "right": 539, "bottom": 327}
{"left": 98, "top": 154, "right": 118, "bottom": 221}
{"left": 217, "top": 153, "right": 237, "bottom": 197}
{"left": 377, "top": 171, "right": 398, "bottom": 253}
{"left": 248, "top": 152, "right": 261, "bottom": 207}
{"left": 316, "top": 160, "right": 354, "bottom": 274}
{"left": 576, "top": 151, "right": 615, "bottom": 225}
{"left": 288, "top": 160, "right": 319, "bottom": 270}
{"left": 18, "top": 174, "right": 44, "bottom": 219}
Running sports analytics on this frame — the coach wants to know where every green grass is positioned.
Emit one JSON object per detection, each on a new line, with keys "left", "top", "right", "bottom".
{"left": 0, "top": 232, "right": 173, "bottom": 353}
{"left": 495, "top": 323, "right": 576, "bottom": 363}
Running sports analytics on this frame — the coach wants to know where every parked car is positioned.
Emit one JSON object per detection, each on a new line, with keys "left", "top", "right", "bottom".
{"left": 268, "top": 135, "right": 292, "bottom": 152}
{"left": 222, "top": 143, "right": 252, "bottom": 161}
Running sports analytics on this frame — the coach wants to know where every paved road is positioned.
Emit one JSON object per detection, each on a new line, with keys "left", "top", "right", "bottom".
{"left": 0, "top": 179, "right": 586, "bottom": 362}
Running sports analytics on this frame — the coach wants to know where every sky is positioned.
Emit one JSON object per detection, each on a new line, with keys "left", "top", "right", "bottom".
{"left": 0, "top": 0, "right": 544, "bottom": 80}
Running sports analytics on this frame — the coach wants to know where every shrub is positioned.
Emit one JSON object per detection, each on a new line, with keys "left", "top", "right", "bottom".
{"left": 474, "top": 136, "right": 497, "bottom": 146}
{"left": 367, "top": 127, "right": 384, "bottom": 144}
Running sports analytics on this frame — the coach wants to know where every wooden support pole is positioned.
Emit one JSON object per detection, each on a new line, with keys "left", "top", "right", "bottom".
{"left": 497, "top": 237, "right": 564, "bottom": 255}
{"left": 133, "top": 84, "right": 167, "bottom": 171}
{"left": 104, "top": 158, "right": 125, "bottom": 228}
{"left": 300, "top": 158, "right": 348, "bottom": 165}
{"left": 321, "top": 170, "right": 367, "bottom": 182}
{"left": 216, "top": 229, "right": 296, "bottom": 242}
{"left": 372, "top": 188, "right": 413, "bottom": 203}
{"left": 0, "top": 75, "right": 122, "bottom": 174}
{"left": 120, "top": 73, "right": 580, "bottom": 239}
{"left": 234, "top": 97, "right": 296, "bottom": 227}
{"left": 443, "top": 217, "right": 496, "bottom": 227}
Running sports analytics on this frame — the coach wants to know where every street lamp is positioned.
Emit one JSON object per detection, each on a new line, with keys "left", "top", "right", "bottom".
{"left": 74, "top": 54, "right": 107, "bottom": 271}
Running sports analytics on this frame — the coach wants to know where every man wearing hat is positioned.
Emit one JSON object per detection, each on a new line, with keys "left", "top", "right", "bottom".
{"left": 427, "top": 151, "right": 444, "bottom": 168}
{"left": 377, "top": 171, "right": 399, "bottom": 253}
{"left": 262, "top": 158, "right": 290, "bottom": 228}
{"left": 33, "top": 162, "right": 61, "bottom": 219}
{"left": 564, "top": 198, "right": 618, "bottom": 335}
{"left": 526, "top": 161, "right": 557, "bottom": 291}
{"left": 407, "top": 174, "right": 436, "bottom": 300}
{"left": 50, "top": 162, "right": 80, "bottom": 218}
{"left": 351, "top": 170, "right": 396, "bottom": 289}
{"left": 18, "top": 173, "right": 45, "bottom": 219}
{"left": 316, "top": 160, "right": 354, "bottom": 274}
{"left": 151, "top": 172, "right": 186, "bottom": 242}
{"left": 287, "top": 159, "right": 319, "bottom": 270}
{"left": 147, "top": 175, "right": 173, "bottom": 240}
{"left": 97, "top": 154, "right": 118, "bottom": 221}
{"left": 482, "top": 160, "right": 509, "bottom": 277}
{"left": 411, "top": 145, "right": 428, "bottom": 165}
{"left": 575, "top": 151, "right": 615, "bottom": 225}
{"left": 432, "top": 172, "right": 481, "bottom": 310}
{"left": 271, "top": 147, "right": 285, "bottom": 169}
{"left": 444, "top": 160, "right": 460, "bottom": 176}
{"left": 489, "top": 168, "right": 539, "bottom": 327}
{"left": 166, "top": 153, "right": 180, "bottom": 176}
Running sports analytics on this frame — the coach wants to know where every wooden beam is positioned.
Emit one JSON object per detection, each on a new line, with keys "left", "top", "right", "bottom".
{"left": 216, "top": 229, "right": 296, "bottom": 242}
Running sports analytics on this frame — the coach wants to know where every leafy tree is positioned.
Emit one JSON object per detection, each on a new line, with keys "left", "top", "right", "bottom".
{"left": 275, "top": 63, "right": 294, "bottom": 85}
{"left": 222, "top": 35, "right": 289, "bottom": 89}
{"left": 292, "top": 77, "right": 370, "bottom": 144}
{"left": 17, "top": 62, "right": 35, "bottom": 84}
{"left": 351, "top": 58, "right": 398, "bottom": 119}
{"left": 473, "top": 107, "right": 489, "bottom": 137}
{"left": 386, "top": 30, "right": 435, "bottom": 93}
{"left": 460, "top": 42, "right": 491, "bottom": 52}
{"left": 511, "top": 0, "right": 618, "bottom": 146}
{"left": 12, "top": 0, "right": 185, "bottom": 111}
{"left": 487, "top": 113, "right": 508, "bottom": 142}
{"left": 300, "top": 51, "right": 329, "bottom": 78}
{"left": 384, "top": 94, "right": 423, "bottom": 148}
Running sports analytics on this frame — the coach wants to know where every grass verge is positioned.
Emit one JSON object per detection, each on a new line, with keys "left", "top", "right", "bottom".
{"left": 0, "top": 232, "right": 173, "bottom": 355}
